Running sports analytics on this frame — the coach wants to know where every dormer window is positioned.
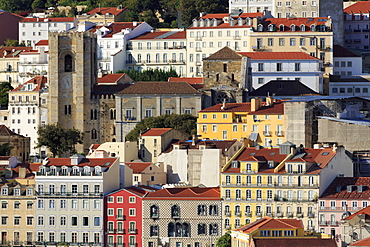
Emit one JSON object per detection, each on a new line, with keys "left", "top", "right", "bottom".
{"left": 310, "top": 24, "right": 315, "bottom": 31}
{"left": 212, "top": 18, "right": 217, "bottom": 27}
{"left": 268, "top": 24, "right": 274, "bottom": 31}
{"left": 300, "top": 24, "right": 305, "bottom": 31}
{"left": 231, "top": 160, "right": 239, "bottom": 168}
{"left": 72, "top": 167, "right": 79, "bottom": 176}
{"left": 83, "top": 166, "right": 90, "bottom": 175}
{"left": 1, "top": 187, "right": 8, "bottom": 195}
{"left": 257, "top": 24, "right": 263, "bottom": 31}
{"left": 290, "top": 24, "right": 296, "bottom": 31}
{"left": 205, "top": 18, "right": 210, "bottom": 27}
{"left": 199, "top": 19, "right": 204, "bottom": 27}
{"left": 246, "top": 163, "right": 252, "bottom": 172}
{"left": 50, "top": 167, "right": 56, "bottom": 176}
{"left": 61, "top": 167, "right": 68, "bottom": 176}
{"left": 238, "top": 17, "right": 243, "bottom": 26}
{"left": 95, "top": 166, "right": 102, "bottom": 175}
{"left": 14, "top": 188, "right": 21, "bottom": 196}
{"left": 26, "top": 188, "right": 33, "bottom": 196}
{"left": 39, "top": 167, "right": 45, "bottom": 175}
{"left": 279, "top": 25, "right": 285, "bottom": 31}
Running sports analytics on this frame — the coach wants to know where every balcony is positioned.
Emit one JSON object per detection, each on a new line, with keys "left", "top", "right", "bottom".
{"left": 319, "top": 46, "right": 331, "bottom": 51}
{"left": 235, "top": 211, "right": 242, "bottom": 217}
{"left": 195, "top": 37, "right": 202, "bottom": 41}
{"left": 263, "top": 131, "right": 272, "bottom": 137}
{"left": 116, "top": 215, "right": 126, "bottom": 220}
{"left": 108, "top": 229, "right": 115, "bottom": 234}
{"left": 225, "top": 211, "right": 231, "bottom": 217}
{"left": 329, "top": 221, "right": 339, "bottom": 226}
{"left": 128, "top": 229, "right": 137, "bottom": 234}
{"left": 37, "top": 192, "right": 103, "bottom": 197}
{"left": 256, "top": 212, "right": 263, "bottom": 217}
{"left": 345, "top": 39, "right": 352, "bottom": 44}
{"left": 195, "top": 48, "right": 202, "bottom": 52}
{"left": 116, "top": 229, "right": 125, "bottom": 234}
{"left": 276, "top": 212, "right": 283, "bottom": 217}
{"left": 150, "top": 213, "right": 159, "bottom": 219}
{"left": 225, "top": 224, "right": 231, "bottom": 229}
{"left": 265, "top": 212, "right": 273, "bottom": 217}
{"left": 354, "top": 29, "right": 361, "bottom": 32}
{"left": 364, "top": 29, "right": 370, "bottom": 32}
{"left": 245, "top": 211, "right": 252, "bottom": 217}
{"left": 323, "top": 61, "right": 330, "bottom": 67}
{"left": 297, "top": 213, "right": 304, "bottom": 218}
{"left": 354, "top": 39, "right": 361, "bottom": 43}
{"left": 319, "top": 221, "right": 328, "bottom": 226}
{"left": 129, "top": 244, "right": 137, "bottom": 247}
{"left": 344, "top": 29, "right": 352, "bottom": 33}
{"left": 169, "top": 45, "right": 186, "bottom": 49}
{"left": 287, "top": 213, "right": 294, "bottom": 218}
{"left": 275, "top": 131, "right": 284, "bottom": 137}
{"left": 252, "top": 46, "right": 266, "bottom": 51}
{"left": 308, "top": 213, "right": 315, "bottom": 218}
{"left": 233, "top": 36, "right": 241, "bottom": 40}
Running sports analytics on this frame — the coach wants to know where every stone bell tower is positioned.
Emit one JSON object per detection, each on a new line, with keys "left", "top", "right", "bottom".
{"left": 48, "top": 31, "right": 97, "bottom": 153}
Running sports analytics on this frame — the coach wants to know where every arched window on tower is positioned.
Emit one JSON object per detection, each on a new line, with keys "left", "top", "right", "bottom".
{"left": 65, "top": 54, "right": 73, "bottom": 72}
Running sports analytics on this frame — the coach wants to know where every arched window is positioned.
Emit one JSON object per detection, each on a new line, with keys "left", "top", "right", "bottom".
{"left": 235, "top": 218, "right": 241, "bottom": 228}
{"left": 137, "top": 54, "right": 141, "bottom": 63}
{"left": 146, "top": 54, "right": 151, "bottom": 63}
{"left": 163, "top": 53, "right": 167, "bottom": 63}
{"left": 83, "top": 166, "right": 90, "bottom": 175}
{"left": 310, "top": 24, "right": 315, "bottom": 31}
{"left": 279, "top": 25, "right": 285, "bottom": 31}
{"left": 95, "top": 166, "right": 101, "bottom": 175}
{"left": 268, "top": 24, "right": 274, "bottom": 31}
{"left": 224, "top": 218, "right": 230, "bottom": 228}
{"left": 61, "top": 167, "right": 68, "bottom": 176}
{"left": 290, "top": 24, "right": 296, "bottom": 31}
{"left": 182, "top": 223, "right": 189, "bottom": 237}
{"left": 212, "top": 18, "right": 217, "bottom": 27}
{"left": 156, "top": 53, "right": 160, "bottom": 63}
{"left": 150, "top": 225, "right": 159, "bottom": 236}
{"left": 175, "top": 222, "right": 182, "bottom": 237}
{"left": 171, "top": 205, "right": 180, "bottom": 218}
{"left": 257, "top": 24, "right": 263, "bottom": 31}
{"left": 65, "top": 54, "right": 73, "bottom": 72}
{"left": 50, "top": 166, "right": 56, "bottom": 176}
{"left": 150, "top": 205, "right": 159, "bottom": 218}
{"left": 300, "top": 24, "right": 305, "bottom": 31}
{"left": 168, "top": 223, "right": 175, "bottom": 237}
{"left": 91, "top": 129, "right": 97, "bottom": 139}
{"left": 235, "top": 205, "right": 241, "bottom": 214}
{"left": 72, "top": 167, "right": 79, "bottom": 176}
{"left": 110, "top": 109, "right": 116, "bottom": 120}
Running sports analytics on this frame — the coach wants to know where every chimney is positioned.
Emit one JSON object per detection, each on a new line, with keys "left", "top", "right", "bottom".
{"left": 192, "top": 134, "right": 198, "bottom": 146}
{"left": 252, "top": 17, "right": 258, "bottom": 30}
{"left": 251, "top": 97, "right": 262, "bottom": 111}
{"left": 71, "top": 154, "right": 84, "bottom": 165}
{"left": 265, "top": 96, "right": 273, "bottom": 106}
{"left": 133, "top": 21, "right": 137, "bottom": 26}
{"left": 19, "top": 167, "right": 27, "bottom": 179}
{"left": 221, "top": 99, "right": 227, "bottom": 110}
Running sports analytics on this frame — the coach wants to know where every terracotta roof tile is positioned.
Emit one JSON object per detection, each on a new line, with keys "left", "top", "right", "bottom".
{"left": 239, "top": 13, "right": 264, "bottom": 18}
{"left": 200, "top": 13, "right": 230, "bottom": 19}
{"left": 235, "top": 217, "right": 303, "bottom": 233}
{"left": 97, "top": 74, "right": 125, "bottom": 84}
{"left": 0, "top": 125, "right": 22, "bottom": 136}
{"left": 144, "top": 187, "right": 220, "bottom": 200}
{"left": 131, "top": 31, "right": 186, "bottom": 40}
{"left": 320, "top": 177, "right": 370, "bottom": 200}
{"left": 35, "top": 40, "right": 48, "bottom": 46}
{"left": 141, "top": 128, "right": 172, "bottom": 136}
{"left": 20, "top": 17, "right": 76, "bottom": 22}
{"left": 344, "top": 205, "right": 370, "bottom": 221}
{"left": 252, "top": 238, "right": 338, "bottom": 247}
{"left": 350, "top": 236, "right": 370, "bottom": 246}
{"left": 100, "top": 22, "right": 143, "bottom": 38}
{"left": 200, "top": 103, "right": 251, "bottom": 112}
{"left": 248, "top": 101, "right": 284, "bottom": 115}
{"left": 168, "top": 77, "right": 203, "bottom": 84}
{"left": 92, "top": 83, "right": 130, "bottom": 95}
{"left": 11, "top": 76, "right": 47, "bottom": 92}
{"left": 87, "top": 7, "right": 127, "bottom": 16}
{"left": 203, "top": 46, "right": 243, "bottom": 60}
{"left": 333, "top": 45, "right": 360, "bottom": 58}
{"left": 125, "top": 162, "right": 152, "bottom": 173}
{"left": 0, "top": 46, "right": 33, "bottom": 58}
{"left": 238, "top": 52, "right": 318, "bottom": 60}
{"left": 344, "top": 2, "right": 370, "bottom": 14}
{"left": 116, "top": 81, "right": 202, "bottom": 94}
{"left": 262, "top": 17, "right": 330, "bottom": 32}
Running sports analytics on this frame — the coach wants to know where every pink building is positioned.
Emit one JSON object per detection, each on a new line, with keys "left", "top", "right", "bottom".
{"left": 318, "top": 177, "right": 370, "bottom": 241}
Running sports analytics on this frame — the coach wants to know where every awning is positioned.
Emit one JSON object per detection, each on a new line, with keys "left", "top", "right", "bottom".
{"left": 249, "top": 132, "right": 259, "bottom": 141}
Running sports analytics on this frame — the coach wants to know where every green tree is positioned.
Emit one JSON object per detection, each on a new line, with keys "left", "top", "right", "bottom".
{"left": 125, "top": 114, "right": 197, "bottom": 141}
{"left": 116, "top": 68, "right": 178, "bottom": 81}
{"left": 0, "top": 143, "right": 13, "bottom": 156}
{"left": 0, "top": 82, "right": 13, "bottom": 107}
{"left": 36, "top": 123, "right": 83, "bottom": 157}
{"left": 216, "top": 231, "right": 231, "bottom": 247}
{"left": 31, "top": 0, "right": 46, "bottom": 10}
{"left": 3, "top": 39, "right": 25, "bottom": 47}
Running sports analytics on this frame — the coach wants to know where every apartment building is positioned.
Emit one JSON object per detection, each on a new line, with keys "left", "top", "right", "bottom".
{"left": 34, "top": 155, "right": 120, "bottom": 245}
{"left": 105, "top": 186, "right": 155, "bottom": 247}
{"left": 158, "top": 139, "right": 242, "bottom": 186}
{"left": 220, "top": 142, "right": 353, "bottom": 233}
{"left": 0, "top": 46, "right": 32, "bottom": 87}
{"left": 125, "top": 162, "right": 166, "bottom": 186}
{"left": 19, "top": 17, "right": 78, "bottom": 47}
{"left": 18, "top": 45, "right": 48, "bottom": 84}
{"left": 94, "top": 22, "right": 153, "bottom": 74}
{"left": 142, "top": 187, "right": 222, "bottom": 247}
{"left": 126, "top": 30, "right": 187, "bottom": 76}
{"left": 197, "top": 97, "right": 285, "bottom": 147}
{"left": 332, "top": 45, "right": 362, "bottom": 76}
{"left": 342, "top": 206, "right": 370, "bottom": 246}
{"left": 318, "top": 177, "right": 370, "bottom": 241}
{"left": 115, "top": 81, "right": 202, "bottom": 141}
{"left": 0, "top": 182, "right": 36, "bottom": 246}
{"left": 9, "top": 76, "right": 48, "bottom": 156}
{"left": 344, "top": 1, "right": 370, "bottom": 51}
{"left": 77, "top": 6, "right": 128, "bottom": 25}
{"left": 240, "top": 51, "right": 323, "bottom": 92}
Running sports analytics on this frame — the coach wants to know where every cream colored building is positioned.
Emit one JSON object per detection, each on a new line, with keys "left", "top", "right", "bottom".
{"left": 126, "top": 162, "right": 166, "bottom": 186}
{"left": 186, "top": 13, "right": 333, "bottom": 77}
{"left": 87, "top": 141, "right": 138, "bottom": 162}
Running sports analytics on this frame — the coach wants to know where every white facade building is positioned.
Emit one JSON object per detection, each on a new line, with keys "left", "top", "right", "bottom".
{"left": 240, "top": 51, "right": 324, "bottom": 92}
{"left": 19, "top": 17, "right": 78, "bottom": 47}
{"left": 333, "top": 45, "right": 363, "bottom": 76}
{"left": 34, "top": 155, "right": 120, "bottom": 246}
{"left": 8, "top": 76, "right": 48, "bottom": 156}
{"left": 126, "top": 30, "right": 187, "bottom": 76}
{"left": 18, "top": 45, "right": 49, "bottom": 84}
{"left": 329, "top": 75, "right": 370, "bottom": 97}
{"left": 229, "top": 0, "right": 274, "bottom": 16}
{"left": 94, "top": 22, "right": 153, "bottom": 74}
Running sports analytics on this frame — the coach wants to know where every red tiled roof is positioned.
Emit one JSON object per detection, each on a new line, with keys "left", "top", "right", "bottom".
{"left": 125, "top": 162, "right": 152, "bottom": 173}
{"left": 117, "top": 81, "right": 202, "bottom": 94}
{"left": 262, "top": 17, "right": 330, "bottom": 32}
{"left": 90, "top": 144, "right": 101, "bottom": 150}
{"left": 20, "top": 17, "right": 76, "bottom": 22}
{"left": 97, "top": 74, "right": 125, "bottom": 84}
{"left": 252, "top": 238, "right": 338, "bottom": 247}
{"left": 238, "top": 52, "right": 318, "bottom": 60}
{"left": 99, "top": 22, "right": 143, "bottom": 38}
{"left": 248, "top": 101, "right": 284, "bottom": 115}
{"left": 44, "top": 157, "right": 118, "bottom": 167}
{"left": 0, "top": 125, "right": 20, "bottom": 136}
{"left": 87, "top": 7, "right": 127, "bottom": 16}
{"left": 239, "top": 13, "right": 264, "bottom": 18}
{"left": 344, "top": 1, "right": 370, "bottom": 14}
{"left": 35, "top": 40, "right": 48, "bottom": 46}
{"left": 234, "top": 217, "right": 303, "bottom": 233}
{"left": 131, "top": 31, "right": 186, "bottom": 40}
{"left": 344, "top": 205, "right": 370, "bottom": 221}
{"left": 200, "top": 13, "right": 262, "bottom": 19}
{"left": 0, "top": 46, "right": 33, "bottom": 58}
{"left": 168, "top": 77, "right": 203, "bottom": 84}
{"left": 350, "top": 236, "right": 370, "bottom": 246}
{"left": 320, "top": 177, "right": 370, "bottom": 200}
{"left": 204, "top": 46, "right": 244, "bottom": 60}
{"left": 12, "top": 76, "right": 47, "bottom": 92}
{"left": 144, "top": 187, "right": 220, "bottom": 200}
{"left": 141, "top": 128, "right": 172, "bottom": 137}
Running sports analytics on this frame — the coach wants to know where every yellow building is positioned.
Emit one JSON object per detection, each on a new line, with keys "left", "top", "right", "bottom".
{"left": 230, "top": 217, "right": 336, "bottom": 247}
{"left": 197, "top": 97, "right": 285, "bottom": 147}
{"left": 220, "top": 142, "right": 353, "bottom": 233}
{"left": 0, "top": 181, "right": 36, "bottom": 245}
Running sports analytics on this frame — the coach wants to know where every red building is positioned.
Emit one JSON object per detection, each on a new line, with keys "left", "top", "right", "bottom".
{"left": 105, "top": 186, "right": 156, "bottom": 247}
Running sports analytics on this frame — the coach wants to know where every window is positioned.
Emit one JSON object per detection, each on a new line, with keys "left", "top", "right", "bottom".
{"left": 276, "top": 63, "right": 282, "bottom": 71}
{"left": 83, "top": 216, "right": 89, "bottom": 226}
{"left": 71, "top": 216, "right": 77, "bottom": 226}
{"left": 295, "top": 63, "right": 300, "bottom": 71}
{"left": 49, "top": 216, "right": 55, "bottom": 226}
{"left": 258, "top": 63, "right": 264, "bottom": 71}
{"left": 129, "top": 208, "right": 136, "bottom": 216}
{"left": 38, "top": 216, "right": 44, "bottom": 226}
{"left": 150, "top": 225, "right": 159, "bottom": 236}
{"left": 60, "top": 216, "right": 66, "bottom": 226}
{"left": 279, "top": 38, "right": 285, "bottom": 46}
{"left": 172, "top": 205, "right": 180, "bottom": 218}
{"left": 258, "top": 78, "right": 264, "bottom": 84}
{"left": 290, "top": 38, "right": 296, "bottom": 46}
{"left": 65, "top": 54, "right": 73, "bottom": 72}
